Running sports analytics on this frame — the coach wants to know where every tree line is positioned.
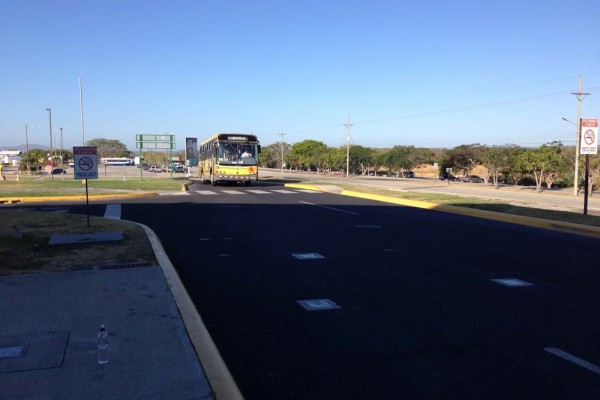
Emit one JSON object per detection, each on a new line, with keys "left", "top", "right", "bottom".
{"left": 259, "top": 140, "right": 600, "bottom": 193}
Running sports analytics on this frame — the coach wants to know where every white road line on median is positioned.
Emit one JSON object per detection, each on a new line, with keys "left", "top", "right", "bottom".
{"left": 544, "top": 347, "right": 600, "bottom": 376}
{"left": 299, "top": 201, "right": 359, "bottom": 215}
{"left": 272, "top": 189, "right": 296, "bottom": 194}
{"left": 104, "top": 204, "right": 121, "bottom": 220}
{"left": 195, "top": 190, "right": 218, "bottom": 195}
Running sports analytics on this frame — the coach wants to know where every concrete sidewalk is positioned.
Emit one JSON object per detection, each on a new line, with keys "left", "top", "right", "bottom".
{"left": 0, "top": 266, "right": 214, "bottom": 400}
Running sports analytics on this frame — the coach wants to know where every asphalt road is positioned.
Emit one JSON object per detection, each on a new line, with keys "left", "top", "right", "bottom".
{"left": 23, "top": 181, "right": 600, "bottom": 399}
{"left": 115, "top": 181, "right": 600, "bottom": 399}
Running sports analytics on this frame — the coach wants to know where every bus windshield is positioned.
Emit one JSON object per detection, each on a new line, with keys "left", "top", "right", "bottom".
{"left": 217, "top": 142, "right": 258, "bottom": 165}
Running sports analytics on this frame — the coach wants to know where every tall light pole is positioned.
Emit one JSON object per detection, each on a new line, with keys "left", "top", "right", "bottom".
{"left": 46, "top": 108, "right": 53, "bottom": 180}
{"left": 278, "top": 129, "right": 286, "bottom": 173}
{"left": 22, "top": 123, "right": 33, "bottom": 153}
{"left": 343, "top": 115, "right": 353, "bottom": 178}
{"left": 60, "top": 127, "right": 64, "bottom": 163}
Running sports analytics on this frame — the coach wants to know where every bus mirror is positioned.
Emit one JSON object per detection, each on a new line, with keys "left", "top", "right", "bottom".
{"left": 257, "top": 145, "right": 261, "bottom": 154}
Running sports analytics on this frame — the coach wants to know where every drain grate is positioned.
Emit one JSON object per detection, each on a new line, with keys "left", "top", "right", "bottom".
{"left": 95, "top": 262, "right": 154, "bottom": 271}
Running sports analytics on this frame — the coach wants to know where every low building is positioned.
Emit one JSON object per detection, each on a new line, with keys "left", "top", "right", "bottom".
{"left": 0, "top": 151, "right": 23, "bottom": 166}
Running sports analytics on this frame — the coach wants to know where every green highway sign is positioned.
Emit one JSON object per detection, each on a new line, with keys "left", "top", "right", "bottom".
{"left": 135, "top": 134, "right": 175, "bottom": 142}
{"left": 136, "top": 141, "right": 176, "bottom": 149}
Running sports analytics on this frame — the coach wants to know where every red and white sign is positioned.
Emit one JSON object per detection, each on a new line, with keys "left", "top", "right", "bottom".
{"left": 73, "top": 146, "right": 98, "bottom": 179}
{"left": 580, "top": 119, "right": 598, "bottom": 155}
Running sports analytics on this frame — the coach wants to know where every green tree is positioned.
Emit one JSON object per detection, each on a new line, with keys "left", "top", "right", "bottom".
{"left": 481, "top": 145, "right": 521, "bottom": 188}
{"left": 516, "top": 145, "right": 564, "bottom": 192}
{"left": 289, "top": 140, "right": 327, "bottom": 171}
{"left": 85, "top": 138, "right": 130, "bottom": 159}
{"left": 21, "top": 149, "right": 47, "bottom": 173}
{"left": 350, "top": 145, "right": 375, "bottom": 175}
{"left": 441, "top": 144, "right": 484, "bottom": 177}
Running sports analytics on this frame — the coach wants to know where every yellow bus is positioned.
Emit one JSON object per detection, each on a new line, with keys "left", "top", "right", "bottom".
{"left": 198, "top": 133, "right": 261, "bottom": 186}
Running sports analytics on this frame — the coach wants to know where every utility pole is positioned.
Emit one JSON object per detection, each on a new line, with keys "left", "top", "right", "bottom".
{"left": 79, "top": 77, "right": 86, "bottom": 145}
{"left": 46, "top": 108, "right": 53, "bottom": 180}
{"left": 343, "top": 115, "right": 353, "bottom": 178}
{"left": 60, "top": 127, "right": 64, "bottom": 162}
{"left": 278, "top": 129, "right": 286, "bottom": 173}
{"left": 572, "top": 74, "right": 590, "bottom": 196}
{"left": 24, "top": 123, "right": 32, "bottom": 153}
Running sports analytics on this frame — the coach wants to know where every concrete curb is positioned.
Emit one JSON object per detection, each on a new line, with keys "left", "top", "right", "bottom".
{"left": 134, "top": 222, "right": 244, "bottom": 400}
{"left": 284, "top": 183, "right": 600, "bottom": 239}
{"left": 0, "top": 193, "right": 159, "bottom": 204}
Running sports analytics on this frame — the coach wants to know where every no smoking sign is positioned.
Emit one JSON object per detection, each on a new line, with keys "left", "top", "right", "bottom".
{"left": 580, "top": 119, "right": 598, "bottom": 155}
{"left": 73, "top": 146, "right": 98, "bottom": 179}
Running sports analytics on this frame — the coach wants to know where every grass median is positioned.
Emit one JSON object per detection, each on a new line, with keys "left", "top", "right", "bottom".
{"left": 0, "top": 210, "right": 157, "bottom": 276}
{"left": 0, "top": 177, "right": 189, "bottom": 197}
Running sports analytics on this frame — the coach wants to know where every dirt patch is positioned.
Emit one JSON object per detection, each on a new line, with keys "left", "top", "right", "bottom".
{"left": 0, "top": 210, "right": 157, "bottom": 275}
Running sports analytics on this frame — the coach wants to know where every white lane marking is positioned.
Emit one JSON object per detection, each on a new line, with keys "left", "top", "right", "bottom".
{"left": 195, "top": 190, "right": 218, "bottom": 195}
{"left": 222, "top": 190, "right": 246, "bottom": 195}
{"left": 544, "top": 348, "right": 600, "bottom": 376}
{"left": 172, "top": 192, "right": 191, "bottom": 196}
{"left": 299, "top": 201, "right": 360, "bottom": 215}
{"left": 104, "top": 204, "right": 121, "bottom": 220}
{"left": 246, "top": 190, "right": 271, "bottom": 194}
{"left": 272, "top": 189, "right": 296, "bottom": 194}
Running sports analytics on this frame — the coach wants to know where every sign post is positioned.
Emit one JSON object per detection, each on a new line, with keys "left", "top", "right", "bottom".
{"left": 73, "top": 146, "right": 98, "bottom": 226}
{"left": 135, "top": 134, "right": 176, "bottom": 179}
{"left": 580, "top": 118, "right": 598, "bottom": 215}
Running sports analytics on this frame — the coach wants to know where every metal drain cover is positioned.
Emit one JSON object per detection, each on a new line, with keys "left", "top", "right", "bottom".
{"left": 49, "top": 232, "right": 123, "bottom": 245}
{"left": 491, "top": 278, "right": 534, "bottom": 287}
{"left": 0, "top": 331, "right": 69, "bottom": 373}
{"left": 297, "top": 299, "right": 341, "bottom": 311}
{"left": 292, "top": 253, "right": 325, "bottom": 260}
{"left": 0, "top": 346, "right": 23, "bottom": 358}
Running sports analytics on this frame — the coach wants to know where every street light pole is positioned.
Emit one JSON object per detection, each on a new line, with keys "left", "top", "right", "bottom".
{"left": 60, "top": 127, "right": 63, "bottom": 163}
{"left": 46, "top": 108, "right": 53, "bottom": 180}
{"left": 24, "top": 123, "right": 32, "bottom": 153}
{"left": 343, "top": 115, "right": 353, "bottom": 178}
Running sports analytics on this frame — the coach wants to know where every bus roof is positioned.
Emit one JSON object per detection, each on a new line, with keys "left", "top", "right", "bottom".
{"left": 200, "top": 133, "right": 259, "bottom": 145}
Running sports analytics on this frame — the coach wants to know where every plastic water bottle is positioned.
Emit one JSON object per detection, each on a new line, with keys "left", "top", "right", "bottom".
{"left": 97, "top": 324, "right": 109, "bottom": 365}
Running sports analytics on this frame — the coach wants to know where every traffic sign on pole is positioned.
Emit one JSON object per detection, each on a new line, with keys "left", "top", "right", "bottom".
{"left": 73, "top": 146, "right": 98, "bottom": 179}
{"left": 580, "top": 118, "right": 598, "bottom": 155}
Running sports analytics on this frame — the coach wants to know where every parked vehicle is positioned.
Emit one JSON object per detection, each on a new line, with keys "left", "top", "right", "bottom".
{"left": 462, "top": 175, "right": 484, "bottom": 183}
{"left": 50, "top": 168, "right": 67, "bottom": 175}
{"left": 173, "top": 165, "right": 188, "bottom": 173}
{"left": 439, "top": 173, "right": 459, "bottom": 181}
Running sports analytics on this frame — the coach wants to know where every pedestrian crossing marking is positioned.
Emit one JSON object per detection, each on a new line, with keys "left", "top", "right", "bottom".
{"left": 222, "top": 190, "right": 246, "bottom": 195}
{"left": 271, "top": 190, "right": 296, "bottom": 194}
{"left": 194, "top": 189, "right": 321, "bottom": 196}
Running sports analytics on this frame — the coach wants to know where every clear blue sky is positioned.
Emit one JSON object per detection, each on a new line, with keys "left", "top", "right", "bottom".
{"left": 2, "top": 0, "right": 599, "bottom": 151}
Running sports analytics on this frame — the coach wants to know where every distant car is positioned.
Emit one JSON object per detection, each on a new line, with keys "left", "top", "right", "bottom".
{"left": 51, "top": 168, "right": 67, "bottom": 175}
{"left": 439, "top": 173, "right": 459, "bottom": 181}
{"left": 403, "top": 171, "right": 415, "bottom": 178}
{"left": 173, "top": 165, "right": 188, "bottom": 173}
{"left": 68, "top": 161, "right": 75, "bottom": 167}
{"left": 463, "top": 175, "right": 484, "bottom": 183}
